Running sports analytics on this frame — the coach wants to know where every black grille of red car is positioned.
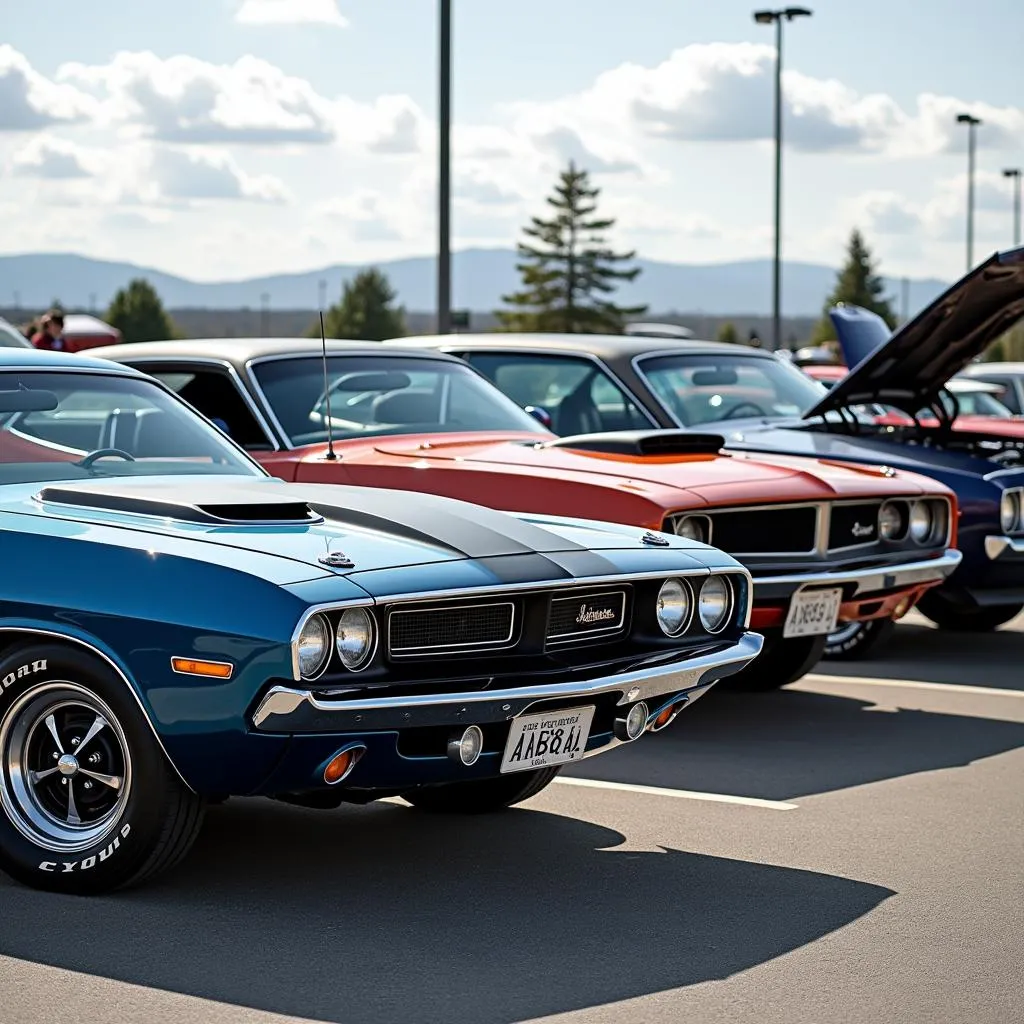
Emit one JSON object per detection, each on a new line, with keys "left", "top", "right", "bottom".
{"left": 705, "top": 506, "right": 818, "bottom": 554}
{"left": 828, "top": 502, "right": 882, "bottom": 550}
{"left": 388, "top": 601, "right": 516, "bottom": 657}
{"left": 546, "top": 589, "right": 627, "bottom": 645}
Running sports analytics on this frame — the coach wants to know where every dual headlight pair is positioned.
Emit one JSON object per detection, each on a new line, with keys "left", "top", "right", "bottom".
{"left": 656, "top": 575, "right": 733, "bottom": 636}
{"left": 296, "top": 609, "right": 375, "bottom": 680}
{"left": 878, "top": 499, "right": 945, "bottom": 545}
{"left": 1000, "top": 487, "right": 1024, "bottom": 534}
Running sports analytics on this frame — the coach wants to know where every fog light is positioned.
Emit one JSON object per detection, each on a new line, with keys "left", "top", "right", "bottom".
{"left": 323, "top": 744, "right": 366, "bottom": 785}
{"left": 613, "top": 701, "right": 649, "bottom": 742}
{"left": 449, "top": 725, "right": 484, "bottom": 766}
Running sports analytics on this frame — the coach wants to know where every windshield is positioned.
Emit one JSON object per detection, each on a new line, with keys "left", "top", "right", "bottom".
{"left": 251, "top": 355, "right": 549, "bottom": 445}
{"left": 0, "top": 370, "right": 262, "bottom": 485}
{"left": 636, "top": 352, "right": 828, "bottom": 426}
{"left": 939, "top": 389, "right": 1014, "bottom": 417}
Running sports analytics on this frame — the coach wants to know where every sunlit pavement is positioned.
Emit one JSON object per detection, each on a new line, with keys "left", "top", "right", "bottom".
{"left": 1, "top": 610, "right": 1022, "bottom": 1024}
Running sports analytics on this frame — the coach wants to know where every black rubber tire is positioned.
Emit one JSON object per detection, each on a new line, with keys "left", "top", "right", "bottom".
{"left": 402, "top": 766, "right": 561, "bottom": 814}
{"left": 824, "top": 617, "right": 896, "bottom": 660}
{"left": 0, "top": 644, "right": 204, "bottom": 895}
{"left": 916, "top": 592, "right": 1024, "bottom": 632}
{"left": 721, "top": 634, "right": 828, "bottom": 692}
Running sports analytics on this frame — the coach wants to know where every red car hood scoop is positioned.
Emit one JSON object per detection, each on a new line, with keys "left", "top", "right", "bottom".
{"left": 545, "top": 430, "right": 726, "bottom": 456}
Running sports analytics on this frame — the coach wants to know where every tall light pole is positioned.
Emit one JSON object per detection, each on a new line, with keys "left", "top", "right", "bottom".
{"left": 956, "top": 113, "right": 982, "bottom": 270}
{"left": 437, "top": 0, "right": 452, "bottom": 334}
{"left": 1003, "top": 168, "right": 1022, "bottom": 247}
{"left": 754, "top": 7, "right": 812, "bottom": 351}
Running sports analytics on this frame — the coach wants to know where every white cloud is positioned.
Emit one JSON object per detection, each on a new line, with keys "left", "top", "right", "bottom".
{"left": 0, "top": 44, "right": 95, "bottom": 131}
{"left": 150, "top": 148, "right": 290, "bottom": 203}
{"left": 11, "top": 136, "right": 95, "bottom": 178}
{"left": 235, "top": 0, "right": 348, "bottom": 27}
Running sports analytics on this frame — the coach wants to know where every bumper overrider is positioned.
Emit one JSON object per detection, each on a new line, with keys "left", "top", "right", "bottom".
{"left": 248, "top": 633, "right": 763, "bottom": 792}
{"left": 749, "top": 549, "right": 962, "bottom": 627}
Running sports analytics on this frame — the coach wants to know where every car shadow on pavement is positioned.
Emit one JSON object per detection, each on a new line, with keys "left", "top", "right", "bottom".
{"left": 565, "top": 687, "right": 1024, "bottom": 801}
{"left": 815, "top": 620, "right": 1024, "bottom": 689}
{"left": 0, "top": 800, "right": 892, "bottom": 1024}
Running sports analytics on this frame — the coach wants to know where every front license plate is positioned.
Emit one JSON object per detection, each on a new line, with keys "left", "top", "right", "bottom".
{"left": 783, "top": 587, "right": 842, "bottom": 638}
{"left": 500, "top": 705, "right": 595, "bottom": 774}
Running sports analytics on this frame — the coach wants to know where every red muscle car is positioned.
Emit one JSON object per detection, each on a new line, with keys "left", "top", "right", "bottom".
{"left": 94, "top": 339, "right": 961, "bottom": 688}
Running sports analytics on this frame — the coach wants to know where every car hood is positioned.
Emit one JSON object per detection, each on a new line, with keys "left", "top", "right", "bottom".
{"left": 1, "top": 474, "right": 709, "bottom": 588}
{"left": 371, "top": 432, "right": 940, "bottom": 503}
{"left": 805, "top": 246, "right": 1024, "bottom": 419}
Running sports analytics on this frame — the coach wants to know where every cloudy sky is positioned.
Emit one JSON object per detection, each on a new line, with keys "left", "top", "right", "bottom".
{"left": 1, "top": 0, "right": 1021, "bottom": 284}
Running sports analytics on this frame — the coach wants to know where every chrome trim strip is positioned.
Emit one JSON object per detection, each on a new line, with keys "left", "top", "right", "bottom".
{"left": 0, "top": 626, "right": 194, "bottom": 792}
{"left": 985, "top": 535, "right": 1024, "bottom": 560}
{"left": 252, "top": 631, "right": 764, "bottom": 731}
{"left": 111, "top": 355, "right": 283, "bottom": 452}
{"left": 388, "top": 600, "right": 517, "bottom": 655}
{"left": 754, "top": 549, "right": 962, "bottom": 595}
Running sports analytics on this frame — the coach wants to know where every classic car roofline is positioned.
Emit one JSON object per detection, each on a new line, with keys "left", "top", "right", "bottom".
{"left": 0, "top": 350, "right": 145, "bottom": 376}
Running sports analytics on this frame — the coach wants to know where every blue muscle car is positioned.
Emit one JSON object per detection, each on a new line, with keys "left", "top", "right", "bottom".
{"left": 0, "top": 349, "right": 761, "bottom": 894}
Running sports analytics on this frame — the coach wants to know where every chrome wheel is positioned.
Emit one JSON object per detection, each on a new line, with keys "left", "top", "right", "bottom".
{"left": 0, "top": 682, "right": 132, "bottom": 853}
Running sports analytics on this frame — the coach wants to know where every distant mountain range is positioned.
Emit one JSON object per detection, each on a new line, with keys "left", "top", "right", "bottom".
{"left": 0, "top": 248, "right": 950, "bottom": 318}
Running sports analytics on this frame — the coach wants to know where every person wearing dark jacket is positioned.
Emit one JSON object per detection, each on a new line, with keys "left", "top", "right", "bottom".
{"left": 31, "top": 310, "right": 68, "bottom": 351}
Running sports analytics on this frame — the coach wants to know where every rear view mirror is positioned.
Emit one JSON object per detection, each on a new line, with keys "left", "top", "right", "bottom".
{"left": 692, "top": 369, "right": 739, "bottom": 387}
{"left": 332, "top": 371, "right": 412, "bottom": 392}
{"left": 0, "top": 388, "right": 59, "bottom": 413}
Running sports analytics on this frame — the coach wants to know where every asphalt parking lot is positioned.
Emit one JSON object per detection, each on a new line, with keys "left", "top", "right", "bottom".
{"left": 1, "top": 611, "right": 1022, "bottom": 1024}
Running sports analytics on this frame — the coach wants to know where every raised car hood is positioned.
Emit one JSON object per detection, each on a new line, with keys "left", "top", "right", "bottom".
{"left": 9, "top": 475, "right": 682, "bottom": 587}
{"left": 373, "top": 434, "right": 937, "bottom": 502}
{"left": 804, "top": 245, "right": 1024, "bottom": 419}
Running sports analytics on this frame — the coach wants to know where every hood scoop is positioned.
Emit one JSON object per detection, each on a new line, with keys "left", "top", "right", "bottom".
{"left": 545, "top": 430, "right": 725, "bottom": 457}
{"left": 36, "top": 482, "right": 324, "bottom": 526}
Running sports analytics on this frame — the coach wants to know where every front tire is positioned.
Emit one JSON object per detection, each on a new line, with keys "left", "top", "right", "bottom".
{"left": 722, "top": 634, "right": 827, "bottom": 691}
{"left": 402, "top": 766, "right": 561, "bottom": 814}
{"left": 0, "top": 644, "right": 204, "bottom": 894}
{"left": 824, "top": 617, "right": 896, "bottom": 660}
{"left": 916, "top": 592, "right": 1023, "bottom": 632}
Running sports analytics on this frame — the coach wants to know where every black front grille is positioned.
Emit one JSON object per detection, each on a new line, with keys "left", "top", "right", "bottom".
{"left": 709, "top": 506, "right": 817, "bottom": 554}
{"left": 547, "top": 590, "right": 627, "bottom": 643}
{"left": 828, "top": 502, "right": 882, "bottom": 550}
{"left": 388, "top": 602, "right": 515, "bottom": 656}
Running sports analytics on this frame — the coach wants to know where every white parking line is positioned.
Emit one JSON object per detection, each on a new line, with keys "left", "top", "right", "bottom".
{"left": 804, "top": 674, "right": 1024, "bottom": 700}
{"left": 555, "top": 776, "right": 798, "bottom": 810}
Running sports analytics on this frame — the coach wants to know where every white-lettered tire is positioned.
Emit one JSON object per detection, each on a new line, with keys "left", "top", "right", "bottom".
{"left": 824, "top": 617, "right": 896, "bottom": 660}
{"left": 0, "top": 644, "right": 204, "bottom": 895}
{"left": 402, "top": 766, "right": 561, "bottom": 814}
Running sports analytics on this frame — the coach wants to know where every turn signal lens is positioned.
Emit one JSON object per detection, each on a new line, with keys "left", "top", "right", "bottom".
{"left": 323, "top": 745, "right": 365, "bottom": 785}
{"left": 171, "top": 658, "right": 233, "bottom": 679}
{"left": 655, "top": 706, "right": 675, "bottom": 729}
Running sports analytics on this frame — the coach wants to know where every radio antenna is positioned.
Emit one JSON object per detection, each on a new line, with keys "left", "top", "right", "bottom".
{"left": 320, "top": 310, "right": 338, "bottom": 461}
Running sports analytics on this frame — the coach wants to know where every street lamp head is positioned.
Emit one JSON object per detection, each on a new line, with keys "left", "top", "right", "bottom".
{"left": 956, "top": 113, "right": 981, "bottom": 125}
{"left": 753, "top": 10, "right": 778, "bottom": 23}
{"left": 1003, "top": 168, "right": 1021, "bottom": 179}
{"left": 783, "top": 6, "right": 813, "bottom": 18}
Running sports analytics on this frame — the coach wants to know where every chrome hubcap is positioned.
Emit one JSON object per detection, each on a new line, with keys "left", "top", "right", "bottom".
{"left": 0, "top": 683, "right": 132, "bottom": 852}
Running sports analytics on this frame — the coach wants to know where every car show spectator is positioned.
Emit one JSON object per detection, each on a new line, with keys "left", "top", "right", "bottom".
{"left": 30, "top": 310, "right": 68, "bottom": 351}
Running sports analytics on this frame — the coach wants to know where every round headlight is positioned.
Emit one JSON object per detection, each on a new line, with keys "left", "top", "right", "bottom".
{"left": 698, "top": 575, "right": 732, "bottom": 633}
{"left": 909, "top": 501, "right": 934, "bottom": 543}
{"left": 1000, "top": 490, "right": 1020, "bottom": 533}
{"left": 656, "top": 578, "right": 691, "bottom": 636}
{"left": 296, "top": 614, "right": 330, "bottom": 679}
{"left": 674, "top": 516, "right": 707, "bottom": 543}
{"left": 336, "top": 608, "right": 375, "bottom": 671}
{"left": 878, "top": 501, "right": 904, "bottom": 541}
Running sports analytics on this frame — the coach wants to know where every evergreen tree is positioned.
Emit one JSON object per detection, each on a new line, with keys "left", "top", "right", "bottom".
{"left": 106, "top": 279, "right": 177, "bottom": 342}
{"left": 716, "top": 321, "right": 740, "bottom": 345}
{"left": 987, "top": 320, "right": 1024, "bottom": 362}
{"left": 317, "top": 268, "right": 406, "bottom": 341}
{"left": 497, "top": 162, "right": 646, "bottom": 334}
{"left": 812, "top": 229, "right": 897, "bottom": 344}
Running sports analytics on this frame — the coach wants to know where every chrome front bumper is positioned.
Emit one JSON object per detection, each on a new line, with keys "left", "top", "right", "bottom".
{"left": 984, "top": 536, "right": 1024, "bottom": 560}
{"left": 753, "top": 549, "right": 962, "bottom": 596}
{"left": 251, "top": 631, "right": 764, "bottom": 733}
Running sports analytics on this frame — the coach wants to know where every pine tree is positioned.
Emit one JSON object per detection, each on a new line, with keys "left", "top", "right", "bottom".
{"left": 497, "top": 162, "right": 646, "bottom": 334}
{"left": 716, "top": 321, "right": 740, "bottom": 345}
{"left": 317, "top": 268, "right": 406, "bottom": 341}
{"left": 106, "top": 279, "right": 177, "bottom": 343}
{"left": 811, "top": 229, "right": 897, "bottom": 344}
